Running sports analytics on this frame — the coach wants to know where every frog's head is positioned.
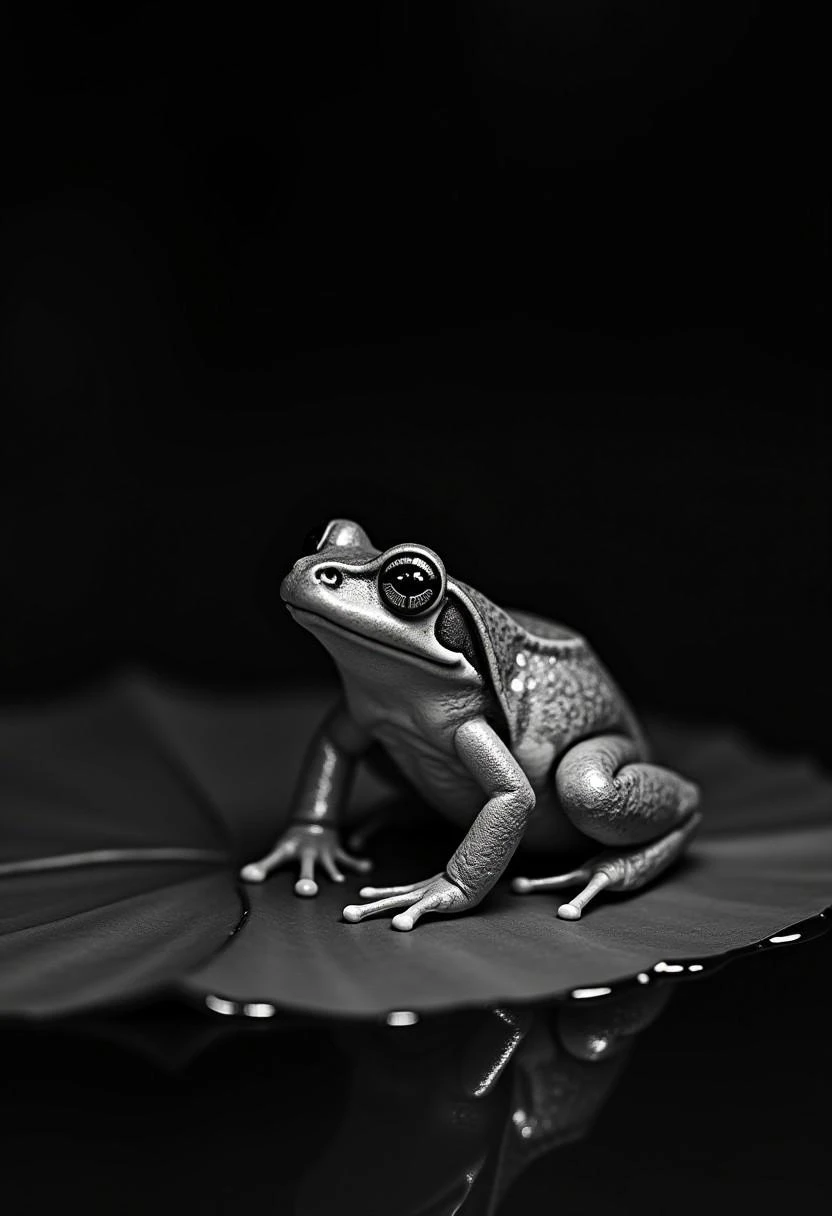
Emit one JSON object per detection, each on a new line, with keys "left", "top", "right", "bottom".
{"left": 279, "top": 519, "right": 487, "bottom": 680}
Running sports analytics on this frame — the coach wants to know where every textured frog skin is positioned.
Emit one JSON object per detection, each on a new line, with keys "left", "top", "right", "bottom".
{"left": 449, "top": 581, "right": 645, "bottom": 780}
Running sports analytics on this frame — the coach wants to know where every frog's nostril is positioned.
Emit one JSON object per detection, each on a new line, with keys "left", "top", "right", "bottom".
{"left": 316, "top": 567, "right": 343, "bottom": 589}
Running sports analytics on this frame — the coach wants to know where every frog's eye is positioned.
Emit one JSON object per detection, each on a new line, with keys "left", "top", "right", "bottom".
{"left": 378, "top": 551, "right": 444, "bottom": 618}
{"left": 301, "top": 523, "right": 329, "bottom": 556}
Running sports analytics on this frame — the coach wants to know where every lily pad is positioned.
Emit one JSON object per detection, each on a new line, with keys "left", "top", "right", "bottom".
{"left": 1, "top": 674, "right": 830, "bottom": 1018}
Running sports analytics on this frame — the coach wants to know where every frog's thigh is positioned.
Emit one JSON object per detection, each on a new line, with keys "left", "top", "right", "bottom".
{"left": 555, "top": 733, "right": 700, "bottom": 847}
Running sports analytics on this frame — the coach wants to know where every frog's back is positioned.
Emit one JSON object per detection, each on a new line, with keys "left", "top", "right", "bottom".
{"left": 450, "top": 584, "right": 645, "bottom": 771}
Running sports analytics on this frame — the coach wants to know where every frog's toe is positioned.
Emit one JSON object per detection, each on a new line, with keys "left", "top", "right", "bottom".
{"left": 240, "top": 839, "right": 296, "bottom": 884}
{"left": 358, "top": 874, "right": 442, "bottom": 899}
{"left": 512, "top": 865, "right": 613, "bottom": 919}
{"left": 319, "top": 852, "right": 346, "bottom": 884}
{"left": 390, "top": 893, "right": 444, "bottom": 931}
{"left": 555, "top": 872, "right": 613, "bottom": 919}
{"left": 342, "top": 891, "right": 421, "bottom": 923}
{"left": 294, "top": 877, "right": 319, "bottom": 897}
{"left": 511, "top": 868, "right": 589, "bottom": 895}
{"left": 240, "top": 863, "right": 267, "bottom": 883}
{"left": 335, "top": 847, "right": 373, "bottom": 874}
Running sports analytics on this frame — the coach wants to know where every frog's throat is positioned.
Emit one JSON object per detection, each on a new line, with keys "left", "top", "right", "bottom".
{"left": 287, "top": 605, "right": 462, "bottom": 670}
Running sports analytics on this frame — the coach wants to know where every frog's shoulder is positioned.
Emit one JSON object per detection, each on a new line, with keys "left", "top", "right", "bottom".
{"left": 448, "top": 580, "right": 611, "bottom": 743}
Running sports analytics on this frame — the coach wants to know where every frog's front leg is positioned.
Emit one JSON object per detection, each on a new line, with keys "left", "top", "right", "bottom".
{"left": 343, "top": 718, "right": 535, "bottom": 931}
{"left": 240, "top": 701, "right": 373, "bottom": 896}
{"left": 512, "top": 734, "right": 701, "bottom": 919}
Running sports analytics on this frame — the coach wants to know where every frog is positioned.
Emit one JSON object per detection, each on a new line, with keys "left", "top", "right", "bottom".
{"left": 241, "top": 519, "right": 702, "bottom": 931}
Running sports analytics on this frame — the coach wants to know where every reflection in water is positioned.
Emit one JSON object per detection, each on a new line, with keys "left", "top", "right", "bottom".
{"left": 0, "top": 986, "right": 672, "bottom": 1214}
{"left": 296, "top": 987, "right": 671, "bottom": 1216}
{"left": 3, "top": 913, "right": 828, "bottom": 1216}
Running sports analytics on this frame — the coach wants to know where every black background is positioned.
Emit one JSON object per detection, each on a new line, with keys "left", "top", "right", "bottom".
{"left": 1, "top": 7, "right": 831, "bottom": 1212}
{"left": 2, "top": 2, "right": 831, "bottom": 764}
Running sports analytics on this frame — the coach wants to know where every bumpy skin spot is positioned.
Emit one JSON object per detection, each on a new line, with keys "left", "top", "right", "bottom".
{"left": 450, "top": 582, "right": 641, "bottom": 766}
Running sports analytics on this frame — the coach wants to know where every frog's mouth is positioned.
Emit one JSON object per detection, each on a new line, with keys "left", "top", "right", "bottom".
{"left": 287, "top": 605, "right": 461, "bottom": 669}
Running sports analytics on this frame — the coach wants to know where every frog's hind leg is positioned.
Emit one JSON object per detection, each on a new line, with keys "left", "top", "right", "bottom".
{"left": 512, "top": 815, "right": 702, "bottom": 919}
{"left": 575, "top": 814, "right": 702, "bottom": 918}
{"left": 513, "top": 733, "right": 702, "bottom": 919}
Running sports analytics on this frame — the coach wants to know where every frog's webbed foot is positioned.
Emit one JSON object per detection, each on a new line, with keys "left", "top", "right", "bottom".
{"left": 240, "top": 824, "right": 372, "bottom": 897}
{"left": 343, "top": 872, "right": 476, "bottom": 931}
{"left": 512, "top": 813, "right": 702, "bottom": 920}
{"left": 512, "top": 865, "right": 613, "bottom": 920}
